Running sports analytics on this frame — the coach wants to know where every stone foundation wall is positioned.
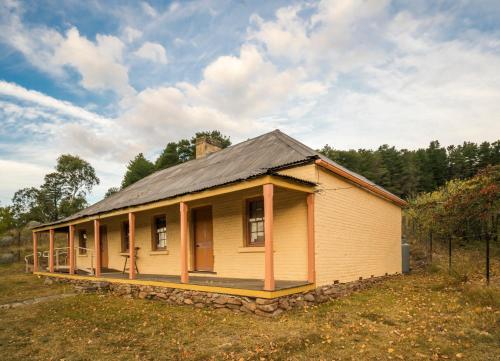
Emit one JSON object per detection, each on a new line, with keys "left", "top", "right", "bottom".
{"left": 45, "top": 275, "right": 399, "bottom": 317}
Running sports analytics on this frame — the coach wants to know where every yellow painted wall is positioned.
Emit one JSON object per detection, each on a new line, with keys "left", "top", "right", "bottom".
{"left": 314, "top": 168, "right": 402, "bottom": 286}
{"left": 280, "top": 163, "right": 402, "bottom": 286}
{"left": 75, "top": 186, "right": 308, "bottom": 281}
{"left": 73, "top": 162, "right": 401, "bottom": 286}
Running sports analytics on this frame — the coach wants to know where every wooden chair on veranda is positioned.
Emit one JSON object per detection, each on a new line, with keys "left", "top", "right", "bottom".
{"left": 121, "top": 247, "right": 140, "bottom": 275}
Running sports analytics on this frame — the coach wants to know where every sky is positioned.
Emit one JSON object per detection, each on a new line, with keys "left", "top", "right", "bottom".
{"left": 0, "top": 0, "right": 499, "bottom": 205}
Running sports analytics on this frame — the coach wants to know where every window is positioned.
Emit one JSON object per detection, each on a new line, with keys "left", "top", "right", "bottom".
{"left": 78, "top": 230, "right": 87, "bottom": 255}
{"left": 152, "top": 215, "right": 167, "bottom": 250}
{"left": 246, "top": 197, "right": 265, "bottom": 246}
{"left": 122, "top": 221, "right": 130, "bottom": 252}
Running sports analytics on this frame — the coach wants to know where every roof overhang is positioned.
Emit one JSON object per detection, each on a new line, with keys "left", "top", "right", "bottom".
{"left": 32, "top": 174, "right": 316, "bottom": 232}
{"left": 315, "top": 159, "right": 407, "bottom": 207}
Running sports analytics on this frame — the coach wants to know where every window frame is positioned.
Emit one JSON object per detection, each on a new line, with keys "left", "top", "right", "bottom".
{"left": 78, "top": 229, "right": 87, "bottom": 255}
{"left": 151, "top": 214, "right": 167, "bottom": 251}
{"left": 121, "top": 221, "right": 130, "bottom": 253}
{"left": 244, "top": 196, "right": 265, "bottom": 247}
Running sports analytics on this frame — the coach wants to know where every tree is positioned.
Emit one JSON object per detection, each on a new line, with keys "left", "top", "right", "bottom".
{"left": 56, "top": 154, "right": 99, "bottom": 201}
{"left": 104, "top": 187, "right": 120, "bottom": 198}
{"left": 11, "top": 187, "right": 44, "bottom": 225}
{"left": 11, "top": 155, "right": 99, "bottom": 225}
{"left": 121, "top": 153, "right": 155, "bottom": 188}
{"left": 0, "top": 204, "right": 14, "bottom": 235}
{"left": 155, "top": 130, "right": 232, "bottom": 171}
{"left": 155, "top": 142, "right": 181, "bottom": 170}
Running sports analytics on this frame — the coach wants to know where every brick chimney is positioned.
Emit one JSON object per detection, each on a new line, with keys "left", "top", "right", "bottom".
{"left": 195, "top": 136, "right": 222, "bottom": 159}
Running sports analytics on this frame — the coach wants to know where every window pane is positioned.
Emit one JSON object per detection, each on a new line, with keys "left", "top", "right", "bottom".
{"left": 123, "top": 222, "right": 129, "bottom": 251}
{"left": 155, "top": 216, "right": 167, "bottom": 249}
{"left": 247, "top": 198, "right": 265, "bottom": 245}
{"left": 79, "top": 231, "right": 87, "bottom": 254}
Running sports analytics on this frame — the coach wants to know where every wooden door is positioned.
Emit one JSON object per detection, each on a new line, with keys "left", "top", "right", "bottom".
{"left": 99, "top": 225, "right": 108, "bottom": 269}
{"left": 193, "top": 206, "right": 214, "bottom": 271}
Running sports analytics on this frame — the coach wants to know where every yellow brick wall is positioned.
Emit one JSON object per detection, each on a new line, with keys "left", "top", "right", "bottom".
{"left": 314, "top": 167, "right": 402, "bottom": 286}
{"left": 75, "top": 186, "right": 308, "bottom": 281}
{"left": 279, "top": 162, "right": 402, "bottom": 286}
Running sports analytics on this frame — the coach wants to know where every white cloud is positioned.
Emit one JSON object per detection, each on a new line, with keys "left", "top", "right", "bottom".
{"left": 0, "top": 3, "right": 135, "bottom": 97}
{"left": 134, "top": 42, "right": 168, "bottom": 64}
{"left": 180, "top": 45, "right": 327, "bottom": 119}
{"left": 0, "top": 160, "right": 50, "bottom": 204}
{"left": 54, "top": 28, "right": 135, "bottom": 96}
{"left": 141, "top": 1, "right": 158, "bottom": 17}
{"left": 0, "top": 81, "right": 108, "bottom": 124}
{"left": 248, "top": 0, "right": 500, "bottom": 148}
{"left": 123, "top": 26, "right": 143, "bottom": 43}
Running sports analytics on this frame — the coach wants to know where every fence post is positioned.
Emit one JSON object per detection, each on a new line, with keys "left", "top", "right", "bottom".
{"left": 486, "top": 232, "right": 490, "bottom": 286}
{"left": 428, "top": 230, "right": 433, "bottom": 264}
{"left": 448, "top": 237, "right": 452, "bottom": 274}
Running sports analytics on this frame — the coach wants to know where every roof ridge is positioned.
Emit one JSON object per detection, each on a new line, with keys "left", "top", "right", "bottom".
{"left": 272, "top": 130, "right": 320, "bottom": 158}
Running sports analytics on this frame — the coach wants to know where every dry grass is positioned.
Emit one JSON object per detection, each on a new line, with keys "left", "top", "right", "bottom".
{"left": 0, "top": 258, "right": 498, "bottom": 360}
{"left": 0, "top": 263, "right": 71, "bottom": 304}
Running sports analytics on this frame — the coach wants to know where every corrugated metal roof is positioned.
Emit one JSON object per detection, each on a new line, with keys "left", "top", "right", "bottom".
{"left": 35, "top": 129, "right": 403, "bottom": 228}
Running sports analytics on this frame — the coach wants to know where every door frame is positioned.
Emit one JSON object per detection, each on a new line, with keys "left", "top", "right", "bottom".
{"left": 191, "top": 205, "right": 214, "bottom": 272}
{"left": 99, "top": 225, "right": 108, "bottom": 269}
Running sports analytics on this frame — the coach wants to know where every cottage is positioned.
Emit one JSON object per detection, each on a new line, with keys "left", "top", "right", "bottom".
{"left": 30, "top": 130, "right": 405, "bottom": 312}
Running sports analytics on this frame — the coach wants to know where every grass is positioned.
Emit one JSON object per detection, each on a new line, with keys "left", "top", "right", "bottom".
{"left": 0, "top": 261, "right": 498, "bottom": 360}
{"left": 0, "top": 263, "right": 72, "bottom": 304}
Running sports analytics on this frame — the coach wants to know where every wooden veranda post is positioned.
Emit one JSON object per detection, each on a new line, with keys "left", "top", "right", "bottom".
{"left": 32, "top": 231, "right": 38, "bottom": 273}
{"left": 94, "top": 219, "right": 101, "bottom": 277}
{"left": 263, "top": 183, "right": 275, "bottom": 291}
{"left": 180, "top": 202, "right": 189, "bottom": 284}
{"left": 307, "top": 193, "right": 316, "bottom": 283}
{"left": 69, "top": 225, "right": 75, "bottom": 275}
{"left": 129, "top": 212, "right": 136, "bottom": 280}
{"left": 49, "top": 228, "right": 55, "bottom": 273}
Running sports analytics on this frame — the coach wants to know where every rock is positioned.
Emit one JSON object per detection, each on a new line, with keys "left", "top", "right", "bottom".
{"left": 214, "top": 296, "right": 230, "bottom": 305}
{"left": 256, "top": 298, "right": 276, "bottom": 305}
{"left": 138, "top": 291, "right": 148, "bottom": 299}
{"left": 257, "top": 302, "right": 278, "bottom": 312}
{"left": 278, "top": 299, "right": 291, "bottom": 310}
{"left": 242, "top": 301, "right": 257, "bottom": 312}
{"left": 156, "top": 293, "right": 167, "bottom": 300}
{"left": 304, "top": 293, "right": 315, "bottom": 302}
{"left": 272, "top": 308, "right": 284, "bottom": 317}
{"left": 194, "top": 303, "right": 205, "bottom": 308}
{"left": 240, "top": 305, "right": 253, "bottom": 313}
{"left": 255, "top": 309, "right": 274, "bottom": 317}
{"left": 323, "top": 288, "right": 339, "bottom": 296}
{"left": 226, "top": 297, "right": 242, "bottom": 305}
{"left": 44, "top": 278, "right": 54, "bottom": 285}
{"left": 183, "top": 299, "right": 193, "bottom": 305}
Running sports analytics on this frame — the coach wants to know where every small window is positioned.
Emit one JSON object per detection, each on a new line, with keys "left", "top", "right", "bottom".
{"left": 78, "top": 230, "right": 87, "bottom": 255}
{"left": 122, "top": 221, "right": 130, "bottom": 252}
{"left": 152, "top": 215, "right": 167, "bottom": 250}
{"left": 246, "top": 198, "right": 265, "bottom": 246}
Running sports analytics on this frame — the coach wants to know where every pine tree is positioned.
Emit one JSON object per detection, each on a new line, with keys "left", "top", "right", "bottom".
{"left": 121, "top": 153, "right": 155, "bottom": 188}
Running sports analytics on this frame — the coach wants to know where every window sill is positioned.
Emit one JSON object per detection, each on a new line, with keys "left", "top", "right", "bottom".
{"left": 77, "top": 254, "right": 88, "bottom": 257}
{"left": 119, "top": 252, "right": 130, "bottom": 256}
{"left": 149, "top": 250, "right": 169, "bottom": 255}
{"left": 237, "top": 246, "right": 265, "bottom": 253}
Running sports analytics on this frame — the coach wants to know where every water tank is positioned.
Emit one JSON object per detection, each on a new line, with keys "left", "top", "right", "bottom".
{"left": 402, "top": 239, "right": 410, "bottom": 274}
